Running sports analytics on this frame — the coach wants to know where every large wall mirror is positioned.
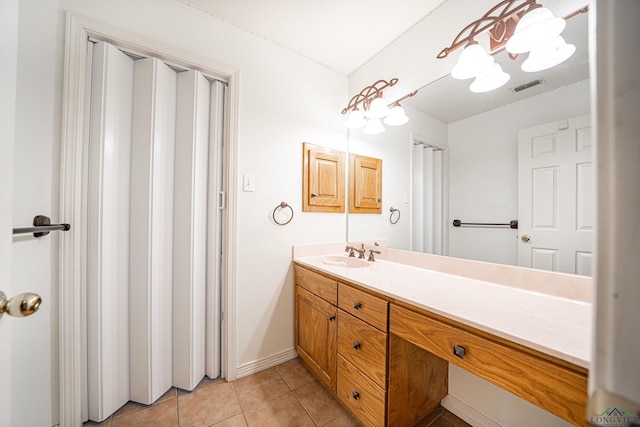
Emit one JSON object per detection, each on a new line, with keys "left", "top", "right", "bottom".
{"left": 347, "top": 0, "right": 592, "bottom": 277}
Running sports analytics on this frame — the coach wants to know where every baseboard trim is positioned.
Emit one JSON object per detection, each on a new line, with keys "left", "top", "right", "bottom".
{"left": 235, "top": 348, "right": 298, "bottom": 379}
{"left": 441, "top": 395, "right": 502, "bottom": 427}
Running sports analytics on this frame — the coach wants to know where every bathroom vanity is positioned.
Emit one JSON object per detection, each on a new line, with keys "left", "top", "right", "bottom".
{"left": 293, "top": 244, "right": 591, "bottom": 427}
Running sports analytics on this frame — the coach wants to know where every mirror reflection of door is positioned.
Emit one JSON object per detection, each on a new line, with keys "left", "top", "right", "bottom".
{"left": 411, "top": 137, "right": 448, "bottom": 255}
{"left": 517, "top": 114, "right": 593, "bottom": 275}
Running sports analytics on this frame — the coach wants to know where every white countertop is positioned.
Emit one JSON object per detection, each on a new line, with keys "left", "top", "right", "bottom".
{"left": 293, "top": 254, "right": 591, "bottom": 369}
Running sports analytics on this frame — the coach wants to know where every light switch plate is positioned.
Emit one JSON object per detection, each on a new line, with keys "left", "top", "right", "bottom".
{"left": 243, "top": 174, "right": 255, "bottom": 192}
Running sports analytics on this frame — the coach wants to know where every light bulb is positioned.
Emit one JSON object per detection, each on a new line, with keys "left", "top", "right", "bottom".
{"left": 363, "top": 118, "right": 385, "bottom": 135}
{"left": 521, "top": 35, "right": 576, "bottom": 72}
{"left": 384, "top": 105, "right": 409, "bottom": 126}
{"left": 506, "top": 7, "right": 566, "bottom": 54}
{"left": 366, "top": 97, "right": 391, "bottom": 119}
{"left": 469, "top": 63, "right": 510, "bottom": 93}
{"left": 344, "top": 109, "right": 367, "bottom": 129}
{"left": 451, "top": 43, "right": 494, "bottom": 80}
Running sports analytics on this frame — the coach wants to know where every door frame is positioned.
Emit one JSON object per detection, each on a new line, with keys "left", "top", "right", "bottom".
{"left": 59, "top": 13, "right": 239, "bottom": 426}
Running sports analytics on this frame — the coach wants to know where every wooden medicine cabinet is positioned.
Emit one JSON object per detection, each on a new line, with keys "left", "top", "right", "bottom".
{"left": 302, "top": 142, "right": 346, "bottom": 213}
{"left": 350, "top": 153, "right": 382, "bottom": 214}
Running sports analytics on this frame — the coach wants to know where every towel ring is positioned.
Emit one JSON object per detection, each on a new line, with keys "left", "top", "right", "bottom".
{"left": 389, "top": 207, "right": 400, "bottom": 224}
{"left": 273, "top": 202, "right": 294, "bottom": 225}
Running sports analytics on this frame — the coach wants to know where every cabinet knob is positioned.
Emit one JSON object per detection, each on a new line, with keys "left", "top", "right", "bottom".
{"left": 453, "top": 345, "right": 466, "bottom": 359}
{"left": 311, "top": 193, "right": 317, "bottom": 197}
{"left": 328, "top": 314, "right": 336, "bottom": 321}
{"left": 353, "top": 301, "right": 361, "bottom": 310}
{"left": 352, "top": 391, "right": 360, "bottom": 400}
{"left": 353, "top": 341, "right": 361, "bottom": 350}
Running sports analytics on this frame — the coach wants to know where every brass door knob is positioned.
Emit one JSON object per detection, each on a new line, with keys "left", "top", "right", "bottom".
{"left": 521, "top": 235, "right": 531, "bottom": 243}
{"left": 0, "top": 291, "right": 42, "bottom": 318}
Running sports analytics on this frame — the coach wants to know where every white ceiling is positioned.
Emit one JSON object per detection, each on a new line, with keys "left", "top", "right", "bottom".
{"left": 181, "top": 0, "right": 448, "bottom": 76}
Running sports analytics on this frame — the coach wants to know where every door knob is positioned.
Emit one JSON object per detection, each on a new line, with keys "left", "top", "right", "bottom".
{"left": 0, "top": 291, "right": 42, "bottom": 319}
{"left": 521, "top": 235, "right": 531, "bottom": 243}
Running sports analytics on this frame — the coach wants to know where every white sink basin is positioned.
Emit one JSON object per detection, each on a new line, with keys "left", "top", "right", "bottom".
{"left": 321, "top": 255, "right": 370, "bottom": 268}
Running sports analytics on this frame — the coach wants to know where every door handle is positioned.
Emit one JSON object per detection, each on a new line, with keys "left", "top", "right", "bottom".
{"left": 521, "top": 235, "right": 531, "bottom": 243}
{"left": 0, "top": 291, "right": 42, "bottom": 319}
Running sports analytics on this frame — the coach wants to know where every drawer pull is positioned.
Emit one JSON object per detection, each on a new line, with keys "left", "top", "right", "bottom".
{"left": 453, "top": 345, "right": 466, "bottom": 359}
{"left": 352, "top": 391, "right": 360, "bottom": 400}
{"left": 353, "top": 301, "right": 361, "bottom": 310}
{"left": 353, "top": 341, "right": 361, "bottom": 350}
{"left": 328, "top": 314, "right": 336, "bottom": 321}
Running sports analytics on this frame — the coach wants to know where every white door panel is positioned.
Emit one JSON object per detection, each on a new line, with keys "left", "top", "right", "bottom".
{"left": 518, "top": 116, "right": 595, "bottom": 275}
{"left": 518, "top": 115, "right": 593, "bottom": 275}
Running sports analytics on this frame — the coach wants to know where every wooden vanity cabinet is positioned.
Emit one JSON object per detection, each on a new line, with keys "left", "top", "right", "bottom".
{"left": 336, "top": 284, "right": 389, "bottom": 427}
{"left": 294, "top": 266, "right": 338, "bottom": 391}
{"left": 294, "top": 264, "right": 445, "bottom": 427}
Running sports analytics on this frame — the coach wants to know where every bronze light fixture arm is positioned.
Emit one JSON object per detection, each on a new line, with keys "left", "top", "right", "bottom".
{"left": 436, "top": 0, "right": 539, "bottom": 59}
{"left": 341, "top": 78, "right": 399, "bottom": 114}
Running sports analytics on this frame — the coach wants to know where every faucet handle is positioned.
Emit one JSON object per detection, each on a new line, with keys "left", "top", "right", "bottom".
{"left": 345, "top": 246, "right": 356, "bottom": 257}
{"left": 367, "top": 249, "right": 381, "bottom": 262}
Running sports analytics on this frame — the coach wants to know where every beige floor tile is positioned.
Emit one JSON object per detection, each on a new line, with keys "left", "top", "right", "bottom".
{"left": 177, "top": 375, "right": 224, "bottom": 396}
{"left": 231, "top": 368, "right": 290, "bottom": 410}
{"left": 275, "top": 358, "right": 316, "bottom": 390}
{"left": 111, "top": 401, "right": 147, "bottom": 419}
{"left": 110, "top": 399, "right": 178, "bottom": 427}
{"left": 441, "top": 410, "right": 472, "bottom": 427}
{"left": 155, "top": 387, "right": 177, "bottom": 404}
{"left": 243, "top": 392, "right": 315, "bottom": 427}
{"left": 320, "top": 412, "right": 363, "bottom": 427}
{"left": 178, "top": 381, "right": 243, "bottom": 427}
{"left": 294, "top": 380, "right": 352, "bottom": 426}
{"left": 212, "top": 412, "right": 249, "bottom": 426}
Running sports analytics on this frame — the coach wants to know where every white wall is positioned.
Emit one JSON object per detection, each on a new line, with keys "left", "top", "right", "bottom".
{"left": 12, "top": 0, "right": 348, "bottom": 424}
{"left": 347, "top": 105, "right": 447, "bottom": 250}
{"left": 448, "top": 79, "right": 590, "bottom": 265}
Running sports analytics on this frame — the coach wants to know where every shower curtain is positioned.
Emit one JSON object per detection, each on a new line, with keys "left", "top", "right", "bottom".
{"left": 412, "top": 143, "right": 443, "bottom": 254}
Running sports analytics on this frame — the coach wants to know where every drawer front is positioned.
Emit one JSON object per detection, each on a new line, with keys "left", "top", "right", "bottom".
{"left": 338, "top": 310, "right": 387, "bottom": 388}
{"left": 337, "top": 355, "right": 385, "bottom": 427}
{"left": 390, "top": 304, "right": 588, "bottom": 427}
{"left": 295, "top": 265, "right": 338, "bottom": 305}
{"left": 338, "top": 283, "right": 388, "bottom": 331}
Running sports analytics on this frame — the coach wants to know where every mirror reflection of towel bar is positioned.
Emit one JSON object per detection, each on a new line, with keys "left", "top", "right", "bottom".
{"left": 452, "top": 219, "right": 518, "bottom": 229}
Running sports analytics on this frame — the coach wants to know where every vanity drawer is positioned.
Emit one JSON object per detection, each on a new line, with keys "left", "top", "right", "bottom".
{"left": 338, "top": 283, "right": 388, "bottom": 331}
{"left": 389, "top": 304, "right": 588, "bottom": 427}
{"left": 338, "top": 310, "right": 387, "bottom": 388}
{"left": 337, "top": 355, "right": 385, "bottom": 427}
{"left": 295, "top": 265, "right": 338, "bottom": 305}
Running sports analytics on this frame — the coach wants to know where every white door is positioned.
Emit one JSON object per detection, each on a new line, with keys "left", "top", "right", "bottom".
{"left": 517, "top": 115, "right": 593, "bottom": 275}
{"left": 1, "top": 2, "right": 49, "bottom": 426}
{"left": 0, "top": 2, "right": 18, "bottom": 423}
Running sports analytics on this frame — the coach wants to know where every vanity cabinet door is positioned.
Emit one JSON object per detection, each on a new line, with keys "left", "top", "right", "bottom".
{"left": 295, "top": 285, "right": 337, "bottom": 391}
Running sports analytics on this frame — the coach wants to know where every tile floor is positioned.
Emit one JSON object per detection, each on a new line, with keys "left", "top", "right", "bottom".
{"left": 84, "top": 358, "right": 470, "bottom": 427}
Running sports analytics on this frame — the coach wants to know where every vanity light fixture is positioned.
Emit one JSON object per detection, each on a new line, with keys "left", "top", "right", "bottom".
{"left": 437, "top": 0, "right": 587, "bottom": 93}
{"left": 342, "top": 78, "right": 415, "bottom": 134}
